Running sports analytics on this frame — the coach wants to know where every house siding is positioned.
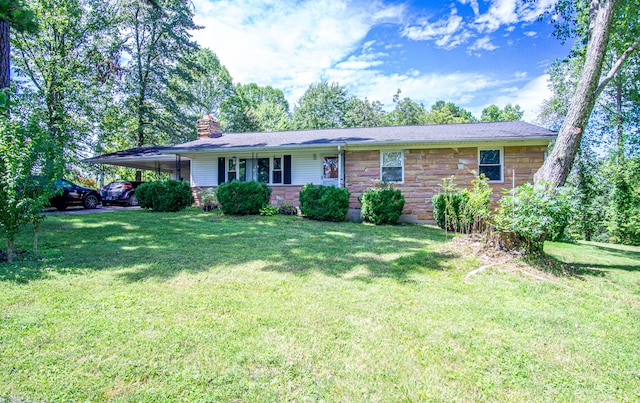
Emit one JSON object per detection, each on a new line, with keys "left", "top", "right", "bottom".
{"left": 346, "top": 145, "right": 546, "bottom": 223}
{"left": 187, "top": 150, "right": 337, "bottom": 187}
{"left": 190, "top": 145, "right": 546, "bottom": 223}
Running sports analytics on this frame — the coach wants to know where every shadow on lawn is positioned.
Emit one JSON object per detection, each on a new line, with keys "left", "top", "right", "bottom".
{"left": 531, "top": 241, "right": 640, "bottom": 278}
{"left": 118, "top": 217, "right": 455, "bottom": 283}
{"left": 1, "top": 211, "right": 456, "bottom": 284}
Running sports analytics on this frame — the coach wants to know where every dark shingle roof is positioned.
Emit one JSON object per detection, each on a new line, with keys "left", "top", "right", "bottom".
{"left": 167, "top": 121, "right": 555, "bottom": 153}
{"left": 86, "top": 146, "right": 171, "bottom": 161}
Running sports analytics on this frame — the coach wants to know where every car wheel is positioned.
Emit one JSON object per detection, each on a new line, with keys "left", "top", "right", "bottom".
{"left": 83, "top": 194, "right": 100, "bottom": 209}
{"left": 128, "top": 194, "right": 138, "bottom": 207}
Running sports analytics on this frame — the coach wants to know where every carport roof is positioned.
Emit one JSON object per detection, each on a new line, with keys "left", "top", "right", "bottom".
{"left": 84, "top": 146, "right": 189, "bottom": 173}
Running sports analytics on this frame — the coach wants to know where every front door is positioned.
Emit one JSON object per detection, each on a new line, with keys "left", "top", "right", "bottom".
{"left": 322, "top": 156, "right": 339, "bottom": 186}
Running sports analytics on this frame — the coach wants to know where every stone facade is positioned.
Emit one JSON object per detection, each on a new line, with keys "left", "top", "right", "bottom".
{"left": 193, "top": 185, "right": 304, "bottom": 208}
{"left": 192, "top": 145, "right": 546, "bottom": 223}
{"left": 345, "top": 145, "right": 546, "bottom": 222}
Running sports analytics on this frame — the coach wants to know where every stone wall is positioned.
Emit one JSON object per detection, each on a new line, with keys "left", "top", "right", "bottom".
{"left": 345, "top": 146, "right": 547, "bottom": 222}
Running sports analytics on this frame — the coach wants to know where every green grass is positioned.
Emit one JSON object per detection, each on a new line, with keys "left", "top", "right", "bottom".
{"left": 1, "top": 210, "right": 639, "bottom": 402}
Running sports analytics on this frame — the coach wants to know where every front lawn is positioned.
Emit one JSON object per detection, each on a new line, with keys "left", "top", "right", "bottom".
{"left": 1, "top": 210, "right": 639, "bottom": 401}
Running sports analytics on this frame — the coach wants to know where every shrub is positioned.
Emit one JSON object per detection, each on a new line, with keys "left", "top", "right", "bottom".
{"left": 216, "top": 180, "right": 271, "bottom": 215}
{"left": 136, "top": 180, "right": 194, "bottom": 212}
{"left": 432, "top": 192, "right": 468, "bottom": 231}
{"left": 299, "top": 184, "right": 350, "bottom": 222}
{"left": 459, "top": 174, "right": 492, "bottom": 234}
{"left": 360, "top": 186, "right": 405, "bottom": 225}
{"left": 259, "top": 205, "right": 279, "bottom": 216}
{"left": 494, "top": 182, "right": 573, "bottom": 253}
{"left": 278, "top": 204, "right": 298, "bottom": 216}
{"left": 606, "top": 157, "right": 640, "bottom": 245}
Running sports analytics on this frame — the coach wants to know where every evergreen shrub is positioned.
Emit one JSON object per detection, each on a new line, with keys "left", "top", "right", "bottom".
{"left": 432, "top": 192, "right": 468, "bottom": 231}
{"left": 360, "top": 186, "right": 405, "bottom": 225}
{"left": 216, "top": 180, "right": 271, "bottom": 215}
{"left": 299, "top": 184, "right": 350, "bottom": 222}
{"left": 136, "top": 180, "right": 194, "bottom": 212}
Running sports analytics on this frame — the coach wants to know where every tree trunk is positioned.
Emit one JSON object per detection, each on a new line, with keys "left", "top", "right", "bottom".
{"left": 0, "top": 20, "right": 9, "bottom": 90}
{"left": 33, "top": 225, "right": 39, "bottom": 256}
{"left": 534, "top": 0, "right": 619, "bottom": 187}
{"left": 6, "top": 238, "right": 14, "bottom": 263}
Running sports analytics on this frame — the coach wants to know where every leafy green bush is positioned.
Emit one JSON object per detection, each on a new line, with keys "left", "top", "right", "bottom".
{"left": 494, "top": 183, "right": 573, "bottom": 253}
{"left": 259, "top": 205, "right": 279, "bottom": 216}
{"left": 432, "top": 175, "right": 492, "bottom": 234}
{"left": 136, "top": 180, "right": 194, "bottom": 212}
{"left": 459, "top": 174, "right": 492, "bottom": 234}
{"left": 607, "top": 157, "right": 640, "bottom": 245}
{"left": 216, "top": 180, "right": 272, "bottom": 215}
{"left": 299, "top": 184, "right": 350, "bottom": 222}
{"left": 360, "top": 186, "right": 405, "bottom": 225}
{"left": 432, "top": 192, "right": 468, "bottom": 231}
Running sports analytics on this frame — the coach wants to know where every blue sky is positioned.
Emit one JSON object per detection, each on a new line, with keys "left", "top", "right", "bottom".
{"left": 192, "top": 0, "right": 572, "bottom": 122}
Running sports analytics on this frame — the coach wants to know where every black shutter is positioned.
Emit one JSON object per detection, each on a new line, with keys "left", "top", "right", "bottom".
{"left": 283, "top": 155, "right": 292, "bottom": 184}
{"left": 218, "top": 157, "right": 225, "bottom": 185}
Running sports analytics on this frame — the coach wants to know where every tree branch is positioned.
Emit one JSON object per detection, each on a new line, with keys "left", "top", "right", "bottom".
{"left": 595, "top": 37, "right": 640, "bottom": 98}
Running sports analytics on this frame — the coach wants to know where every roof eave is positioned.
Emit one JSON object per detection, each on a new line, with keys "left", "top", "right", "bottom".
{"left": 163, "top": 136, "right": 555, "bottom": 154}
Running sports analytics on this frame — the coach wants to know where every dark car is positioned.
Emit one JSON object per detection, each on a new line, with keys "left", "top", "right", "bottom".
{"left": 100, "top": 181, "right": 141, "bottom": 206}
{"left": 49, "top": 179, "right": 102, "bottom": 211}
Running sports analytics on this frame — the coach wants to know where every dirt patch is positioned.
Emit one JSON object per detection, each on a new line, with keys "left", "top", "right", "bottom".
{"left": 441, "top": 236, "right": 564, "bottom": 282}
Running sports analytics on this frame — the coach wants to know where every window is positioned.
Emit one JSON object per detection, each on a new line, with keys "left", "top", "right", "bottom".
{"left": 222, "top": 156, "right": 287, "bottom": 184}
{"left": 257, "top": 158, "right": 270, "bottom": 183}
{"left": 238, "top": 159, "right": 246, "bottom": 181}
{"left": 381, "top": 151, "right": 403, "bottom": 183}
{"left": 227, "top": 158, "right": 237, "bottom": 182}
{"left": 479, "top": 149, "right": 502, "bottom": 181}
{"left": 323, "top": 156, "right": 338, "bottom": 179}
{"left": 272, "top": 157, "right": 282, "bottom": 184}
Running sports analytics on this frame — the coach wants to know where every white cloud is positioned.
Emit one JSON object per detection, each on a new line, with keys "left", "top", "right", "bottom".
{"left": 524, "top": 31, "right": 537, "bottom": 37}
{"left": 458, "top": 0, "right": 480, "bottom": 16}
{"left": 473, "top": 0, "right": 556, "bottom": 33}
{"left": 468, "top": 36, "right": 499, "bottom": 52}
{"left": 321, "top": 67, "right": 506, "bottom": 113}
{"left": 484, "top": 74, "right": 552, "bottom": 122}
{"left": 191, "top": 0, "right": 405, "bottom": 101}
{"left": 401, "top": 0, "right": 555, "bottom": 52}
{"left": 402, "top": 8, "right": 472, "bottom": 49}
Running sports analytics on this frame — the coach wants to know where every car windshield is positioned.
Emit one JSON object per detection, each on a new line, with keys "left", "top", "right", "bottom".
{"left": 56, "top": 179, "right": 74, "bottom": 189}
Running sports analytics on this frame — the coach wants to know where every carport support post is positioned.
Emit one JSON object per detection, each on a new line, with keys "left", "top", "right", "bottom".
{"left": 136, "top": 170, "right": 142, "bottom": 182}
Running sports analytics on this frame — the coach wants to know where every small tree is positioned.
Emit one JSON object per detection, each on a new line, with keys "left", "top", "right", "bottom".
{"left": 0, "top": 109, "right": 58, "bottom": 262}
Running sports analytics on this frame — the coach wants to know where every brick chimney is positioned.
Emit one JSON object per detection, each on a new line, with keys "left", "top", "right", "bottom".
{"left": 197, "top": 115, "right": 222, "bottom": 139}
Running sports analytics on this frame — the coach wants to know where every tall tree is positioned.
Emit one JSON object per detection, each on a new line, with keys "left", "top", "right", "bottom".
{"left": 119, "top": 0, "right": 200, "bottom": 147}
{"left": 343, "top": 96, "right": 385, "bottom": 128}
{"left": 481, "top": 103, "right": 524, "bottom": 122}
{"left": 0, "top": 0, "right": 36, "bottom": 90}
{"left": 221, "top": 83, "right": 289, "bottom": 133}
{"left": 11, "top": 0, "right": 115, "bottom": 162}
{"left": 292, "top": 81, "right": 348, "bottom": 129}
{"left": 168, "top": 47, "right": 234, "bottom": 140}
{"left": 534, "top": 0, "right": 640, "bottom": 187}
{"left": 383, "top": 89, "right": 427, "bottom": 126}
{"left": 425, "top": 100, "right": 476, "bottom": 124}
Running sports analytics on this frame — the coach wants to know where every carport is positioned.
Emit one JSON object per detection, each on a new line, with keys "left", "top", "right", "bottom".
{"left": 84, "top": 146, "right": 190, "bottom": 184}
